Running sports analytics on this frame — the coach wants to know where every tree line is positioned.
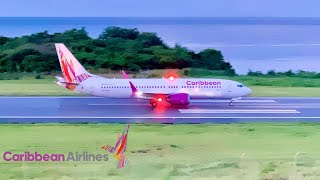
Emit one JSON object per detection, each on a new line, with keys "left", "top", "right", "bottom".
{"left": 0, "top": 27, "right": 235, "bottom": 75}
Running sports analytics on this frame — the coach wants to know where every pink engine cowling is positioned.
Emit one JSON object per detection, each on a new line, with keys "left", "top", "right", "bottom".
{"left": 166, "top": 93, "right": 190, "bottom": 105}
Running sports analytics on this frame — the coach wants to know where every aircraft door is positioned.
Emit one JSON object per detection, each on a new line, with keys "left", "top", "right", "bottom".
{"left": 222, "top": 83, "right": 233, "bottom": 98}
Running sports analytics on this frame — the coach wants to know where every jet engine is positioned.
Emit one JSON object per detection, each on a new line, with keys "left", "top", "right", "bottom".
{"left": 166, "top": 93, "right": 190, "bottom": 105}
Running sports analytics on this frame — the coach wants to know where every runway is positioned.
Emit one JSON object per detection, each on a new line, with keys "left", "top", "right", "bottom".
{"left": 0, "top": 96, "right": 320, "bottom": 123}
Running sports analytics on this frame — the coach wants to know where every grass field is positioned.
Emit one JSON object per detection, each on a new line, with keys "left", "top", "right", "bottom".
{"left": 1, "top": 78, "right": 320, "bottom": 97}
{"left": 1, "top": 123, "right": 320, "bottom": 179}
{"left": 0, "top": 79, "right": 79, "bottom": 96}
{"left": 250, "top": 86, "right": 320, "bottom": 97}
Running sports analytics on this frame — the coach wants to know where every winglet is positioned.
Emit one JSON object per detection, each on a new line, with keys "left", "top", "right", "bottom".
{"left": 121, "top": 70, "right": 129, "bottom": 79}
{"left": 129, "top": 81, "right": 138, "bottom": 96}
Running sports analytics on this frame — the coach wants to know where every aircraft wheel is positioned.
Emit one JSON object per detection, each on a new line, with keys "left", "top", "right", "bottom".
{"left": 150, "top": 99, "right": 157, "bottom": 107}
{"left": 151, "top": 102, "right": 157, "bottom": 107}
{"left": 229, "top": 102, "right": 234, "bottom": 106}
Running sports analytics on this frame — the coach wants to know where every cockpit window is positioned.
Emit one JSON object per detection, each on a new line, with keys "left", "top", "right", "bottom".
{"left": 237, "top": 84, "right": 243, "bottom": 87}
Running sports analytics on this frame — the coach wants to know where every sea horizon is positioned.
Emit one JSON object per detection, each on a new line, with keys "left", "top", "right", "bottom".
{"left": 3, "top": 17, "right": 320, "bottom": 25}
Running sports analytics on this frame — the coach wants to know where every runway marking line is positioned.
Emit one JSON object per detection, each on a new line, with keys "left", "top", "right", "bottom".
{"left": 179, "top": 109, "right": 300, "bottom": 114}
{"left": 191, "top": 100, "right": 276, "bottom": 103}
{"left": 0, "top": 116, "right": 318, "bottom": 119}
{"left": 0, "top": 97, "right": 104, "bottom": 99}
{"left": 88, "top": 104, "right": 146, "bottom": 106}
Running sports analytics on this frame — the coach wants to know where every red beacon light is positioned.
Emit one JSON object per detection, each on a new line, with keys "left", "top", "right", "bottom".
{"left": 164, "top": 71, "right": 179, "bottom": 81}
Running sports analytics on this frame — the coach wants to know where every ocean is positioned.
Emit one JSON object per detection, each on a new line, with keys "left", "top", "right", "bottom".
{"left": 1, "top": 17, "right": 320, "bottom": 74}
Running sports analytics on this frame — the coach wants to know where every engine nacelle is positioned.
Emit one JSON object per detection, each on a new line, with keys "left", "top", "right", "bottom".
{"left": 167, "top": 93, "right": 190, "bottom": 105}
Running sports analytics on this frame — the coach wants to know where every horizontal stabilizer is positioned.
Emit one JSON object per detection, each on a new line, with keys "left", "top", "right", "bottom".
{"left": 55, "top": 76, "right": 79, "bottom": 85}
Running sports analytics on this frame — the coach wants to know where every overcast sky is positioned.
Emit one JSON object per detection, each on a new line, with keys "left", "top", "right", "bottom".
{"left": 0, "top": 0, "right": 319, "bottom": 17}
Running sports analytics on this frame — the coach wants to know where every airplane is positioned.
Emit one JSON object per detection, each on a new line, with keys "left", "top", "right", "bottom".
{"left": 55, "top": 43, "right": 252, "bottom": 107}
{"left": 101, "top": 124, "right": 130, "bottom": 169}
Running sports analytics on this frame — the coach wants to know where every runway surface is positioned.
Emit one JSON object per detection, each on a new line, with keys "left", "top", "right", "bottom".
{"left": 1, "top": 96, "right": 320, "bottom": 123}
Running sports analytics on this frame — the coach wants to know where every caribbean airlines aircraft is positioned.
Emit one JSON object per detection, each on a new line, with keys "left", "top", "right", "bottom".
{"left": 55, "top": 43, "right": 252, "bottom": 107}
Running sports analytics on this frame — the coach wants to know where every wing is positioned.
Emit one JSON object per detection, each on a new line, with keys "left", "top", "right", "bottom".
{"left": 129, "top": 81, "right": 170, "bottom": 99}
{"left": 128, "top": 81, "right": 190, "bottom": 106}
{"left": 55, "top": 76, "right": 79, "bottom": 85}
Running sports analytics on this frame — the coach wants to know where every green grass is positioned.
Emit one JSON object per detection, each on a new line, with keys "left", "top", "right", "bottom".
{"left": 229, "top": 76, "right": 320, "bottom": 87}
{"left": 251, "top": 86, "right": 320, "bottom": 97}
{"left": 0, "top": 79, "right": 78, "bottom": 96}
{"left": 1, "top": 123, "right": 320, "bottom": 179}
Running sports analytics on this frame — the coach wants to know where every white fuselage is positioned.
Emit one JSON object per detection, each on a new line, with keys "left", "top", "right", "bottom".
{"left": 73, "top": 76, "right": 252, "bottom": 99}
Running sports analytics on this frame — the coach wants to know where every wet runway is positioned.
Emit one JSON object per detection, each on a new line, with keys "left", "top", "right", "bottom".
{"left": 0, "top": 96, "right": 320, "bottom": 123}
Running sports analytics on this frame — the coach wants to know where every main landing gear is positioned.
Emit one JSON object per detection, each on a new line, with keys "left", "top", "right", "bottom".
{"left": 150, "top": 97, "right": 166, "bottom": 108}
{"left": 150, "top": 99, "right": 158, "bottom": 107}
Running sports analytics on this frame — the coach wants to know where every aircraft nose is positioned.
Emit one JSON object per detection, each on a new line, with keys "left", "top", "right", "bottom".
{"left": 246, "top": 87, "right": 252, "bottom": 96}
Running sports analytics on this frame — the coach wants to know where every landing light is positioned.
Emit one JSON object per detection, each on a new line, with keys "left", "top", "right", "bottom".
{"left": 136, "top": 91, "right": 143, "bottom": 96}
{"left": 157, "top": 97, "right": 163, "bottom": 102}
{"left": 168, "top": 76, "right": 175, "bottom": 81}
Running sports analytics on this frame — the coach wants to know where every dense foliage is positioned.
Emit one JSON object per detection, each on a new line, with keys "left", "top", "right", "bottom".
{"left": 0, "top": 27, "right": 234, "bottom": 74}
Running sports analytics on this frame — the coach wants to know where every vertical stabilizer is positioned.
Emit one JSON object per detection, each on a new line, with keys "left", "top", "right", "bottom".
{"left": 55, "top": 43, "right": 91, "bottom": 83}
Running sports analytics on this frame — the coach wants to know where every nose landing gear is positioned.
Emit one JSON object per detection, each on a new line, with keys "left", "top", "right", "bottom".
{"left": 229, "top": 97, "right": 241, "bottom": 106}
